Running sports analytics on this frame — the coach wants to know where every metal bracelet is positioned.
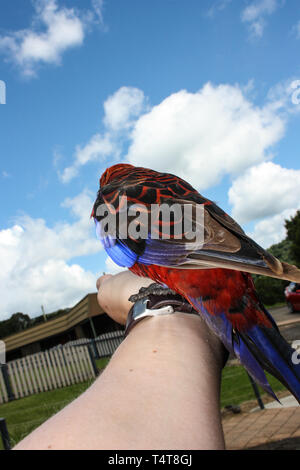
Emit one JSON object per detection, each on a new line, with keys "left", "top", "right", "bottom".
{"left": 125, "top": 298, "right": 175, "bottom": 337}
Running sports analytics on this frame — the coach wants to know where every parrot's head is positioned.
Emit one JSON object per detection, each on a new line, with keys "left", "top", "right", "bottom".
{"left": 100, "top": 163, "right": 135, "bottom": 188}
{"left": 91, "top": 163, "right": 135, "bottom": 218}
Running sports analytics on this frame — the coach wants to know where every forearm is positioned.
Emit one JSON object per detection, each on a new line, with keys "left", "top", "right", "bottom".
{"left": 14, "top": 313, "right": 225, "bottom": 450}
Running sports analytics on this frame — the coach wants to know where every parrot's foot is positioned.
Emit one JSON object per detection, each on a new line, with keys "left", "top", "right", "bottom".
{"left": 128, "top": 283, "right": 177, "bottom": 303}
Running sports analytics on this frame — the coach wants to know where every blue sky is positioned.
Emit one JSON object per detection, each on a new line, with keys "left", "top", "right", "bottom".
{"left": 0, "top": 0, "right": 300, "bottom": 319}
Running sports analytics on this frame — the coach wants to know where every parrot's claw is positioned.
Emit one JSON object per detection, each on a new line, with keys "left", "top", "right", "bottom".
{"left": 128, "top": 283, "right": 177, "bottom": 303}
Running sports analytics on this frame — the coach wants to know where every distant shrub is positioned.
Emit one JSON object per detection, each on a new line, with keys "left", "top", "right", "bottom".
{"left": 254, "top": 276, "right": 288, "bottom": 306}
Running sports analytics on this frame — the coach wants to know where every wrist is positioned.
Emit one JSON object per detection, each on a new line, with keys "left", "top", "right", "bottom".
{"left": 124, "top": 294, "right": 196, "bottom": 337}
{"left": 115, "top": 311, "right": 225, "bottom": 372}
{"left": 108, "top": 313, "right": 201, "bottom": 376}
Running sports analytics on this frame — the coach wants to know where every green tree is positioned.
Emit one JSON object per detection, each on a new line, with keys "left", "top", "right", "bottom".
{"left": 253, "top": 237, "right": 295, "bottom": 306}
{"left": 285, "top": 210, "right": 300, "bottom": 266}
{"left": 268, "top": 239, "right": 295, "bottom": 265}
{"left": 254, "top": 276, "right": 287, "bottom": 305}
{"left": 0, "top": 307, "right": 71, "bottom": 339}
{"left": 0, "top": 312, "right": 32, "bottom": 338}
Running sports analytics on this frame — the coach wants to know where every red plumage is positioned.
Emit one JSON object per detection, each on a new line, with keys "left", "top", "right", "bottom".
{"left": 93, "top": 163, "right": 298, "bottom": 332}
{"left": 130, "top": 263, "right": 272, "bottom": 331}
{"left": 93, "top": 163, "right": 300, "bottom": 402}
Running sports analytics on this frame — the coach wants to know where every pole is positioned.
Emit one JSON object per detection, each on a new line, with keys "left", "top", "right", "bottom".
{"left": 0, "top": 364, "right": 14, "bottom": 401}
{"left": 89, "top": 318, "right": 99, "bottom": 358}
{"left": 41, "top": 305, "right": 47, "bottom": 322}
{"left": 89, "top": 317, "right": 97, "bottom": 339}
{"left": 87, "top": 344, "right": 99, "bottom": 377}
{"left": 0, "top": 418, "right": 11, "bottom": 450}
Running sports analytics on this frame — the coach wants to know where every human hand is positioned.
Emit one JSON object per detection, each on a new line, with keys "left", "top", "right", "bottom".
{"left": 96, "top": 271, "right": 154, "bottom": 325}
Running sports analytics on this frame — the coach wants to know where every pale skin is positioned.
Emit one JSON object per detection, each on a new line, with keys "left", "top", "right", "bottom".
{"left": 14, "top": 271, "right": 226, "bottom": 450}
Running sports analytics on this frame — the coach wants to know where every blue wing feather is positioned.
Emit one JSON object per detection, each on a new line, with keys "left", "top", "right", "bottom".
{"left": 187, "top": 296, "right": 280, "bottom": 399}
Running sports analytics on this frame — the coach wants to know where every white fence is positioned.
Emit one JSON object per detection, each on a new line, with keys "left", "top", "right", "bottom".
{"left": 63, "top": 330, "right": 124, "bottom": 358}
{"left": 0, "top": 345, "right": 97, "bottom": 404}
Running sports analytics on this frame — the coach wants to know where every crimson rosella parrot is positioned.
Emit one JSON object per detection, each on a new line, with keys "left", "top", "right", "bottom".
{"left": 92, "top": 163, "right": 300, "bottom": 403}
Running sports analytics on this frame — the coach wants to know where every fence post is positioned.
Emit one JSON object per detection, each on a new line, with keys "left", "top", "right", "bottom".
{"left": 0, "top": 418, "right": 11, "bottom": 450}
{"left": 89, "top": 318, "right": 100, "bottom": 359}
{"left": 91, "top": 338, "right": 99, "bottom": 359}
{"left": 87, "top": 345, "right": 99, "bottom": 377}
{"left": 247, "top": 373, "right": 264, "bottom": 410}
{"left": 0, "top": 364, "right": 15, "bottom": 401}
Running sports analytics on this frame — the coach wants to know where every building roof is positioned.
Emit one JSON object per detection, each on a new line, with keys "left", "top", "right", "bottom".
{"left": 3, "top": 293, "right": 104, "bottom": 352}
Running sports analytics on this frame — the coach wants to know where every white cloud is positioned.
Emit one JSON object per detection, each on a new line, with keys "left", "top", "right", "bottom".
{"left": 74, "top": 133, "right": 117, "bottom": 166}
{"left": 205, "top": 0, "right": 232, "bottom": 18}
{"left": 105, "top": 257, "right": 127, "bottom": 275}
{"left": 241, "top": 0, "right": 281, "bottom": 38}
{"left": 121, "top": 82, "right": 298, "bottom": 249}
{"left": 90, "top": 0, "right": 105, "bottom": 26}
{"left": 242, "top": 0, "right": 279, "bottom": 22}
{"left": 103, "top": 86, "right": 147, "bottom": 131}
{"left": 59, "top": 81, "right": 298, "bottom": 251}
{"left": 60, "top": 86, "right": 147, "bottom": 183}
{"left": 126, "top": 83, "right": 285, "bottom": 190}
{"left": 0, "top": 190, "right": 102, "bottom": 319}
{"left": 248, "top": 208, "right": 297, "bottom": 248}
{"left": 0, "top": 0, "right": 104, "bottom": 76}
{"left": 60, "top": 133, "right": 118, "bottom": 183}
{"left": 229, "top": 162, "right": 300, "bottom": 224}
{"left": 265, "top": 78, "right": 300, "bottom": 115}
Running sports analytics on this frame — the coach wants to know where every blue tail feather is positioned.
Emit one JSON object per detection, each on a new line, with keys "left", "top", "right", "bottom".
{"left": 243, "top": 325, "right": 300, "bottom": 403}
{"left": 188, "top": 295, "right": 300, "bottom": 404}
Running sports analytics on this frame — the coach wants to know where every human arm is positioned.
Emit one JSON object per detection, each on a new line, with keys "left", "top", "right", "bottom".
{"left": 14, "top": 271, "right": 225, "bottom": 450}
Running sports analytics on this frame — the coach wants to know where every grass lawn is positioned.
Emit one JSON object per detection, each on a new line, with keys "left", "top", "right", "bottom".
{"left": 0, "top": 381, "right": 93, "bottom": 449}
{"left": 0, "top": 357, "right": 110, "bottom": 450}
{"left": 265, "top": 302, "right": 286, "bottom": 309}
{"left": 0, "top": 360, "right": 286, "bottom": 450}
{"left": 221, "top": 365, "right": 285, "bottom": 408}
